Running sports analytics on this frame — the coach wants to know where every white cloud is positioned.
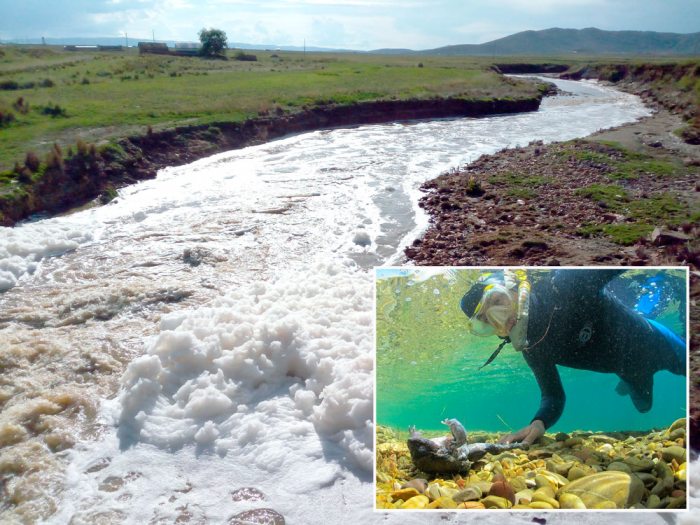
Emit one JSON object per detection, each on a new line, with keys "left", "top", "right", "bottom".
{"left": 453, "top": 20, "right": 521, "bottom": 44}
{"left": 491, "top": 0, "right": 607, "bottom": 11}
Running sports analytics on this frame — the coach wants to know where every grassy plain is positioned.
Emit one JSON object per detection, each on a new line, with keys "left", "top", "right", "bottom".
{"left": 0, "top": 45, "right": 545, "bottom": 172}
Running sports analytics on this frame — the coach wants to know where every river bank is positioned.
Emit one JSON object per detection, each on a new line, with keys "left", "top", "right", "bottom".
{"left": 0, "top": 89, "right": 548, "bottom": 227}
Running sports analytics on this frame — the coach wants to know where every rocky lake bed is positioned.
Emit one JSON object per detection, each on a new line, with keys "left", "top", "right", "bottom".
{"left": 376, "top": 418, "right": 688, "bottom": 510}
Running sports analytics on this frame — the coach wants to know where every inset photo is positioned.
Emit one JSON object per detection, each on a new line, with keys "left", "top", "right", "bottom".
{"left": 375, "top": 267, "right": 689, "bottom": 511}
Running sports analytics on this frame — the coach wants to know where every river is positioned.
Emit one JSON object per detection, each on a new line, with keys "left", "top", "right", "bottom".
{"left": 0, "top": 78, "right": 694, "bottom": 524}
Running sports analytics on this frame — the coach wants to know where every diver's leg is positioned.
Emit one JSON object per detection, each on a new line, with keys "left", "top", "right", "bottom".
{"left": 647, "top": 318, "right": 686, "bottom": 375}
{"left": 619, "top": 373, "right": 653, "bottom": 413}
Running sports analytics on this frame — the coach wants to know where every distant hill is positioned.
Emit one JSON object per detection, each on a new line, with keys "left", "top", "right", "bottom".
{"left": 373, "top": 28, "right": 700, "bottom": 56}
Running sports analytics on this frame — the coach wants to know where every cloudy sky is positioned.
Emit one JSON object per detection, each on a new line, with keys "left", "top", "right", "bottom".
{"left": 1, "top": 0, "right": 699, "bottom": 50}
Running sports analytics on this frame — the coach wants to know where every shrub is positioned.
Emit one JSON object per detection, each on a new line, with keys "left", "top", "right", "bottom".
{"left": 76, "top": 138, "right": 89, "bottom": 156}
{"left": 40, "top": 103, "right": 67, "bottom": 117}
{"left": 13, "top": 97, "right": 29, "bottom": 114}
{"left": 0, "top": 109, "right": 15, "bottom": 127}
{"left": 0, "top": 80, "right": 19, "bottom": 90}
{"left": 45, "top": 144, "right": 64, "bottom": 171}
{"left": 81, "top": 77, "right": 90, "bottom": 85}
{"left": 234, "top": 52, "right": 257, "bottom": 62}
{"left": 17, "top": 167, "right": 33, "bottom": 184}
{"left": 24, "top": 151, "right": 41, "bottom": 172}
{"left": 39, "top": 78, "right": 55, "bottom": 88}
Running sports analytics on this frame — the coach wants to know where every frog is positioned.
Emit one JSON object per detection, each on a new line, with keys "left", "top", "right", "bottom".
{"left": 407, "top": 418, "right": 524, "bottom": 474}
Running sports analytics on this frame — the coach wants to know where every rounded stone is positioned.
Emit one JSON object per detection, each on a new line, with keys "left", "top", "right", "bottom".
{"left": 228, "top": 508, "right": 285, "bottom": 525}
{"left": 669, "top": 427, "right": 685, "bottom": 441}
{"left": 453, "top": 485, "right": 482, "bottom": 502}
{"left": 668, "top": 417, "right": 685, "bottom": 433}
{"left": 661, "top": 446, "right": 686, "bottom": 464}
{"left": 528, "top": 501, "right": 555, "bottom": 509}
{"left": 559, "top": 493, "right": 586, "bottom": 509}
{"left": 401, "top": 495, "right": 429, "bottom": 509}
{"left": 556, "top": 471, "right": 644, "bottom": 509}
{"left": 646, "top": 494, "right": 662, "bottom": 509}
{"left": 482, "top": 495, "right": 512, "bottom": 509}
{"left": 427, "top": 496, "right": 458, "bottom": 509}
{"left": 402, "top": 478, "right": 428, "bottom": 494}
{"left": 564, "top": 437, "right": 584, "bottom": 447}
{"left": 489, "top": 479, "right": 515, "bottom": 505}
{"left": 458, "top": 501, "right": 486, "bottom": 509}
{"left": 231, "top": 487, "right": 266, "bottom": 502}
{"left": 532, "top": 491, "right": 559, "bottom": 509}
{"left": 515, "top": 488, "right": 534, "bottom": 505}
{"left": 390, "top": 487, "right": 420, "bottom": 501}
{"left": 622, "top": 457, "right": 654, "bottom": 472}
{"left": 607, "top": 461, "right": 632, "bottom": 473}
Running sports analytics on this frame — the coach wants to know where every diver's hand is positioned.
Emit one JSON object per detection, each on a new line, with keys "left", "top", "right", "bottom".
{"left": 498, "top": 420, "right": 545, "bottom": 446}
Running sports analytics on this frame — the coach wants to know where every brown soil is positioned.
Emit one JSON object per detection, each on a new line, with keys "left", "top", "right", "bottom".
{"left": 405, "top": 109, "right": 700, "bottom": 449}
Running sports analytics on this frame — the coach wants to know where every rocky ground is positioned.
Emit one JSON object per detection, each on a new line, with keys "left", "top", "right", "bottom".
{"left": 404, "top": 108, "right": 700, "bottom": 448}
{"left": 376, "top": 420, "right": 688, "bottom": 510}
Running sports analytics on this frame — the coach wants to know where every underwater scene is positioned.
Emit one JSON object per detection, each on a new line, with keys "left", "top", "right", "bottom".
{"left": 375, "top": 267, "right": 688, "bottom": 510}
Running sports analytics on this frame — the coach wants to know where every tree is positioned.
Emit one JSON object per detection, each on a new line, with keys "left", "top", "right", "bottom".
{"left": 198, "top": 28, "right": 228, "bottom": 58}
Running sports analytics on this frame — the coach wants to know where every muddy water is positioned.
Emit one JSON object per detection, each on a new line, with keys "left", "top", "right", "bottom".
{"left": 1, "top": 79, "right": 679, "bottom": 524}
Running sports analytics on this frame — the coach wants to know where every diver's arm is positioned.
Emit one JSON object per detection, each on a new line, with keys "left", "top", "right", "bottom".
{"left": 499, "top": 419, "right": 545, "bottom": 445}
{"left": 498, "top": 357, "right": 564, "bottom": 446}
{"left": 526, "top": 355, "right": 566, "bottom": 430}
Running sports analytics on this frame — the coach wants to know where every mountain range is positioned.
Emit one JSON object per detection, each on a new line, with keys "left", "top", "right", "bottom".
{"left": 374, "top": 27, "right": 700, "bottom": 56}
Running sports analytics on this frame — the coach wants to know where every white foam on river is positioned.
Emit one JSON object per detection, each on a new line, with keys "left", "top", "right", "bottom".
{"left": 1, "top": 79, "right": 694, "bottom": 523}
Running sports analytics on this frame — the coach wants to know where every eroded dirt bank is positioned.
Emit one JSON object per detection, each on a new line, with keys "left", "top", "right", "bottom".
{"left": 0, "top": 95, "right": 543, "bottom": 227}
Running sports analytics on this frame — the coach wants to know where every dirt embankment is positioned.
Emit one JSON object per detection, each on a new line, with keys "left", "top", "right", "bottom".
{"left": 0, "top": 95, "right": 543, "bottom": 227}
{"left": 563, "top": 61, "right": 700, "bottom": 143}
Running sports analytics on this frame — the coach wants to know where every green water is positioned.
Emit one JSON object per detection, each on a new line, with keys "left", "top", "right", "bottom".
{"left": 375, "top": 268, "right": 687, "bottom": 435}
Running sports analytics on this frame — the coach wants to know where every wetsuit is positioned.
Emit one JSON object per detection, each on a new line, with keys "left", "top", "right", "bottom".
{"left": 522, "top": 269, "right": 686, "bottom": 430}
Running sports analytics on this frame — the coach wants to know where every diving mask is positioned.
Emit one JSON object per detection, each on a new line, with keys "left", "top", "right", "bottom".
{"left": 468, "top": 284, "right": 516, "bottom": 337}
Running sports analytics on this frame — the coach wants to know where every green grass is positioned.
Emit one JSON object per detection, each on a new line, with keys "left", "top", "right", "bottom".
{"left": 0, "top": 45, "right": 545, "bottom": 172}
{"left": 575, "top": 182, "right": 691, "bottom": 245}
{"left": 575, "top": 183, "right": 629, "bottom": 207}
{"left": 578, "top": 222, "right": 655, "bottom": 245}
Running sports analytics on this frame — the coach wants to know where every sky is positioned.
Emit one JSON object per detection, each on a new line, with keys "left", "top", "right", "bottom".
{"left": 1, "top": 0, "right": 699, "bottom": 50}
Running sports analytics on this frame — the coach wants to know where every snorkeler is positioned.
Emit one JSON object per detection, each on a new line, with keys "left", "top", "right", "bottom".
{"left": 460, "top": 269, "right": 686, "bottom": 446}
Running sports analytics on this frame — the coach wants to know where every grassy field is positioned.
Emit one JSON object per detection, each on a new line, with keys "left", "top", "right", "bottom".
{"left": 0, "top": 45, "right": 546, "bottom": 172}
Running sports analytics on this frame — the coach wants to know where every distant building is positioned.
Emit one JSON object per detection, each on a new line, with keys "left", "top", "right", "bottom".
{"left": 137, "top": 42, "right": 170, "bottom": 55}
{"left": 64, "top": 45, "right": 123, "bottom": 52}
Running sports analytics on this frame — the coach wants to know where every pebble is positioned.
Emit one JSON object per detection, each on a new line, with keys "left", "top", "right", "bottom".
{"left": 401, "top": 495, "right": 429, "bottom": 509}
{"left": 559, "top": 492, "right": 586, "bottom": 509}
{"left": 390, "top": 488, "right": 420, "bottom": 501}
{"left": 557, "top": 471, "right": 644, "bottom": 508}
{"left": 661, "top": 445, "right": 686, "bottom": 464}
{"left": 453, "top": 485, "right": 482, "bottom": 502}
{"left": 376, "top": 425, "right": 688, "bottom": 511}
{"left": 402, "top": 478, "right": 428, "bottom": 493}
{"left": 481, "top": 495, "right": 512, "bottom": 509}
{"left": 228, "top": 509, "right": 285, "bottom": 525}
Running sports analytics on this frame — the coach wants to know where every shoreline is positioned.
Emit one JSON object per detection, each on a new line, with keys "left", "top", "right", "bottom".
{"left": 0, "top": 94, "right": 545, "bottom": 227}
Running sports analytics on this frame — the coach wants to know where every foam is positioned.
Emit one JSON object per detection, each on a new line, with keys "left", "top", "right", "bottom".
{"left": 117, "top": 263, "right": 373, "bottom": 471}
{"left": 0, "top": 222, "right": 92, "bottom": 292}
